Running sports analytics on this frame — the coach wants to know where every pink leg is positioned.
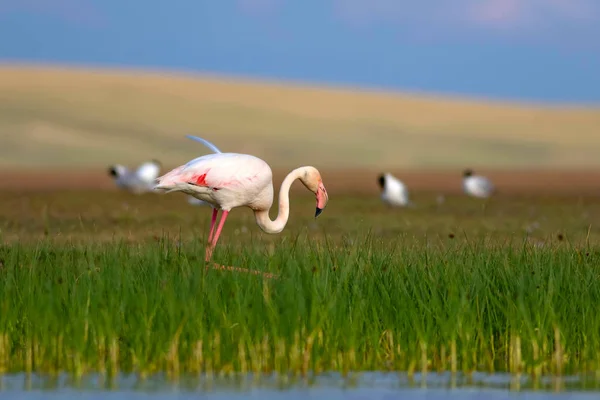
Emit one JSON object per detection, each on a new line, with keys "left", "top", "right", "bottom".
{"left": 203, "top": 211, "right": 278, "bottom": 279}
{"left": 207, "top": 208, "right": 219, "bottom": 244}
{"left": 205, "top": 210, "right": 229, "bottom": 262}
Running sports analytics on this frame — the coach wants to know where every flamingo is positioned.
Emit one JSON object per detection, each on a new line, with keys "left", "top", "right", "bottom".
{"left": 462, "top": 169, "right": 495, "bottom": 198}
{"left": 377, "top": 173, "right": 411, "bottom": 207}
{"left": 108, "top": 160, "right": 162, "bottom": 194}
{"left": 154, "top": 135, "right": 329, "bottom": 268}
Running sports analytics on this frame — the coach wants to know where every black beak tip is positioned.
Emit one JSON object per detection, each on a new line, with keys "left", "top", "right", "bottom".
{"left": 315, "top": 207, "right": 323, "bottom": 218}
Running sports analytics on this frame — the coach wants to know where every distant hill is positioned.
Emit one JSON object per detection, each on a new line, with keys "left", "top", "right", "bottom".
{"left": 1, "top": 64, "right": 599, "bottom": 170}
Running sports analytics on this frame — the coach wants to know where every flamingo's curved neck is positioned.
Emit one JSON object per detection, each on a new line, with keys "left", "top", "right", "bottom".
{"left": 254, "top": 167, "right": 307, "bottom": 234}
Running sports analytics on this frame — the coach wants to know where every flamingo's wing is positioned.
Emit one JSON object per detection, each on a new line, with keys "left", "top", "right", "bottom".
{"left": 186, "top": 135, "right": 222, "bottom": 154}
{"left": 156, "top": 153, "right": 270, "bottom": 192}
{"left": 135, "top": 160, "right": 161, "bottom": 183}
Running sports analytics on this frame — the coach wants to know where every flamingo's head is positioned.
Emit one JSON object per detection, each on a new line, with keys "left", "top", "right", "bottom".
{"left": 108, "top": 164, "right": 127, "bottom": 178}
{"left": 300, "top": 167, "right": 329, "bottom": 218}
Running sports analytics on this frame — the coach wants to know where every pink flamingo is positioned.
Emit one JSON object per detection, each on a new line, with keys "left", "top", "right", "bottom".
{"left": 154, "top": 136, "right": 329, "bottom": 274}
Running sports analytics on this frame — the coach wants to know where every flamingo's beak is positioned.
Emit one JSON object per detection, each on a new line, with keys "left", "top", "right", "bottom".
{"left": 315, "top": 181, "right": 328, "bottom": 218}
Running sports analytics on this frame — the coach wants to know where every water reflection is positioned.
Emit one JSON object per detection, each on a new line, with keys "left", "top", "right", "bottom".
{"left": 1, "top": 371, "right": 599, "bottom": 399}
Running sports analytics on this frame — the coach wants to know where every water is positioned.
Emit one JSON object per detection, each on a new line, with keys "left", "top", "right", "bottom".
{"left": 1, "top": 372, "right": 599, "bottom": 400}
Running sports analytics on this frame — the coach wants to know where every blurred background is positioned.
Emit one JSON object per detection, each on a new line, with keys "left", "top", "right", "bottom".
{"left": 0, "top": 0, "right": 599, "bottom": 193}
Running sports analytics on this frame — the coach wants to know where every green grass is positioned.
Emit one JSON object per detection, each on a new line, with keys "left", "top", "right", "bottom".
{"left": 1, "top": 234, "right": 599, "bottom": 380}
{"left": 1, "top": 190, "right": 600, "bottom": 382}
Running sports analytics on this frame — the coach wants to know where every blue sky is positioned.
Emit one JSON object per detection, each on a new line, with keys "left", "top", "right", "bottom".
{"left": 0, "top": 0, "right": 599, "bottom": 104}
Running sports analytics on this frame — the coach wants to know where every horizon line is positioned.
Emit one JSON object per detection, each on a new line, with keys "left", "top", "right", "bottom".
{"left": 1, "top": 59, "right": 599, "bottom": 109}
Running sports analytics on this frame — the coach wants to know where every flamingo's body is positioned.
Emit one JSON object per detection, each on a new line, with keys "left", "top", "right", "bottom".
{"left": 377, "top": 173, "right": 411, "bottom": 207}
{"left": 154, "top": 136, "right": 329, "bottom": 263}
{"left": 108, "top": 160, "right": 161, "bottom": 194}
{"left": 158, "top": 153, "right": 275, "bottom": 212}
{"left": 462, "top": 169, "right": 495, "bottom": 198}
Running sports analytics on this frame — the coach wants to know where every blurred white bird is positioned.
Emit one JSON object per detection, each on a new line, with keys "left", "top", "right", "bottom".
{"left": 187, "top": 196, "right": 211, "bottom": 206}
{"left": 108, "top": 160, "right": 162, "bottom": 194}
{"left": 462, "top": 169, "right": 495, "bottom": 198}
{"left": 107, "top": 134, "right": 223, "bottom": 203}
{"left": 377, "top": 173, "right": 411, "bottom": 207}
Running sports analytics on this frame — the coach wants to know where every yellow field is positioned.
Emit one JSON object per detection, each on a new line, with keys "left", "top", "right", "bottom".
{"left": 1, "top": 63, "right": 599, "bottom": 170}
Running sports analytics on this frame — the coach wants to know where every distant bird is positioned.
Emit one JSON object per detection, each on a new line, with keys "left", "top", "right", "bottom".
{"left": 108, "top": 160, "right": 161, "bottom": 194}
{"left": 187, "top": 196, "right": 211, "bottom": 206}
{"left": 462, "top": 169, "right": 495, "bottom": 198}
{"left": 155, "top": 135, "right": 329, "bottom": 263}
{"left": 377, "top": 173, "right": 411, "bottom": 207}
